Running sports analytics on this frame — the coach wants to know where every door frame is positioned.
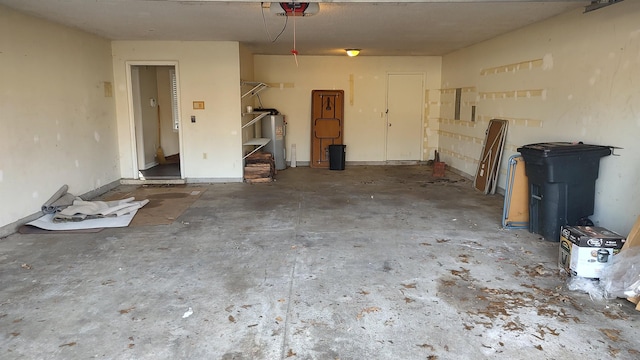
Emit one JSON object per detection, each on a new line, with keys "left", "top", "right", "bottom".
{"left": 125, "top": 61, "right": 184, "bottom": 179}
{"left": 385, "top": 72, "right": 425, "bottom": 161}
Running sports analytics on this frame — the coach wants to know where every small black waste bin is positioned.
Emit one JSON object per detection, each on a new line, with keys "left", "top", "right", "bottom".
{"left": 517, "top": 142, "right": 611, "bottom": 242}
{"left": 329, "top": 144, "right": 346, "bottom": 170}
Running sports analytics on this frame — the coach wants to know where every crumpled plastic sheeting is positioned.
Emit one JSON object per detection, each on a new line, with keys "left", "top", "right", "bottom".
{"left": 600, "top": 246, "right": 640, "bottom": 299}
{"left": 567, "top": 247, "right": 640, "bottom": 301}
{"left": 567, "top": 276, "right": 605, "bottom": 302}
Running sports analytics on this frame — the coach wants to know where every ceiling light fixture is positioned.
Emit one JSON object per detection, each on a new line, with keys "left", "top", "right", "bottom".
{"left": 346, "top": 49, "right": 360, "bottom": 57}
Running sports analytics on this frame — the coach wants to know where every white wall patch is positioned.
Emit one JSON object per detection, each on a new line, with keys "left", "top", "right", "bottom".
{"left": 541, "top": 90, "right": 547, "bottom": 100}
{"left": 0, "top": 170, "right": 3, "bottom": 182}
{"left": 568, "top": 94, "right": 573, "bottom": 100}
{"left": 542, "top": 54, "right": 554, "bottom": 70}
{"left": 589, "top": 68, "right": 602, "bottom": 83}
{"left": 94, "top": 131, "right": 100, "bottom": 142}
{"left": 57, "top": 133, "right": 61, "bottom": 141}
{"left": 32, "top": 191, "right": 38, "bottom": 199}
{"left": 33, "top": 135, "right": 39, "bottom": 143}
{"left": 75, "top": 160, "right": 80, "bottom": 168}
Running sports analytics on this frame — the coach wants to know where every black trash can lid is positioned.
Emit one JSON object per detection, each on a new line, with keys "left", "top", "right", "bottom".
{"left": 517, "top": 142, "right": 612, "bottom": 158}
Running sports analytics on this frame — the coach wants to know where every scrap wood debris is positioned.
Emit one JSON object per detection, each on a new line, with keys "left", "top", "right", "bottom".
{"left": 119, "top": 306, "right": 135, "bottom": 314}
{"left": 439, "top": 270, "right": 583, "bottom": 334}
{"left": 356, "top": 306, "right": 381, "bottom": 319}
{"left": 599, "top": 328, "right": 621, "bottom": 342}
{"left": 244, "top": 152, "right": 276, "bottom": 184}
{"left": 521, "top": 264, "right": 551, "bottom": 277}
{"left": 417, "top": 343, "right": 435, "bottom": 351}
{"left": 450, "top": 268, "right": 471, "bottom": 281}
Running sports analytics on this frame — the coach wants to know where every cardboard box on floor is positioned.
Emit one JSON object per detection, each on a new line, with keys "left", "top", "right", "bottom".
{"left": 558, "top": 226, "right": 625, "bottom": 278}
{"left": 622, "top": 215, "right": 640, "bottom": 310}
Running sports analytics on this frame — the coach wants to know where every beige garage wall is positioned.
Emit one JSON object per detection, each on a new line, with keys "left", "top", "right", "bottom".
{"left": 239, "top": 44, "right": 258, "bottom": 154}
{"left": 0, "top": 6, "right": 118, "bottom": 230}
{"left": 111, "top": 41, "right": 243, "bottom": 181}
{"left": 253, "top": 56, "right": 442, "bottom": 163}
{"left": 440, "top": 1, "right": 640, "bottom": 234}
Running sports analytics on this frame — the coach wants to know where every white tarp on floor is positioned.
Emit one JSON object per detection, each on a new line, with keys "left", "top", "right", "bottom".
{"left": 26, "top": 210, "right": 139, "bottom": 231}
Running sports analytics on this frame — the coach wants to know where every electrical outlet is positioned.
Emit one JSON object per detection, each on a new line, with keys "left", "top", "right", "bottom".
{"left": 191, "top": 116, "right": 196, "bottom": 123}
{"left": 203, "top": 153, "right": 207, "bottom": 159}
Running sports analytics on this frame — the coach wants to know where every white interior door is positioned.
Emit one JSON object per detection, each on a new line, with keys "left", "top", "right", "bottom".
{"left": 386, "top": 73, "right": 424, "bottom": 161}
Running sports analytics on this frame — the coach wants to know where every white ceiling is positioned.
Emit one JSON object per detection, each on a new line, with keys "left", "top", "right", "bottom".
{"left": 1, "top": 0, "right": 589, "bottom": 56}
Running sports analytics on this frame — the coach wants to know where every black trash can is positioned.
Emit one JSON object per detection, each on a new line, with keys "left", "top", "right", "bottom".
{"left": 517, "top": 142, "right": 611, "bottom": 242}
{"left": 328, "top": 144, "right": 346, "bottom": 170}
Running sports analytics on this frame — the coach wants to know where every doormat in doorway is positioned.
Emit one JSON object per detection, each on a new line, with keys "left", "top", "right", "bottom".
{"left": 104, "top": 186, "right": 206, "bottom": 226}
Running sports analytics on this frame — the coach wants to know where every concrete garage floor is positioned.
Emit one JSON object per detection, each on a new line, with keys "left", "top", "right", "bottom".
{"left": 1, "top": 165, "right": 638, "bottom": 359}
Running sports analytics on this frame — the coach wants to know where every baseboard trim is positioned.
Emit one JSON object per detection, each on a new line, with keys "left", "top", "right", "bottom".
{"left": 286, "top": 161, "right": 430, "bottom": 167}
{"left": 186, "top": 177, "right": 243, "bottom": 184}
{"left": 121, "top": 179, "right": 186, "bottom": 185}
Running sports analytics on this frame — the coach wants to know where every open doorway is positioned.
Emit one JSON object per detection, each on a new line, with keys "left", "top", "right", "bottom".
{"left": 129, "top": 64, "right": 182, "bottom": 180}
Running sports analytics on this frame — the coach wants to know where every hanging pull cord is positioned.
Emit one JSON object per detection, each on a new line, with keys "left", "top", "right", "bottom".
{"left": 291, "top": 12, "right": 299, "bottom": 67}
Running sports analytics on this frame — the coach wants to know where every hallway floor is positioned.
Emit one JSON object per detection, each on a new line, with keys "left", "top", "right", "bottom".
{"left": 1, "top": 166, "right": 638, "bottom": 359}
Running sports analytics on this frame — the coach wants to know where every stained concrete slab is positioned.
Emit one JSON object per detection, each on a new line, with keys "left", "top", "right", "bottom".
{"left": 1, "top": 165, "right": 638, "bottom": 359}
